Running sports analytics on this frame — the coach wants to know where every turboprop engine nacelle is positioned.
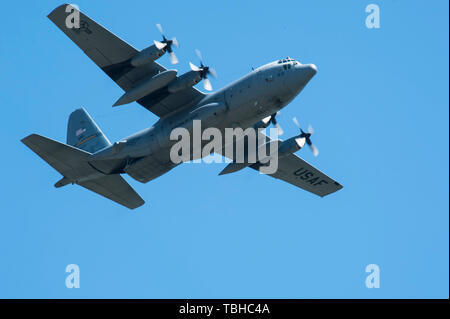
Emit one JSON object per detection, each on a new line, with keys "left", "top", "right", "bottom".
{"left": 167, "top": 71, "right": 202, "bottom": 93}
{"left": 131, "top": 44, "right": 165, "bottom": 68}
{"left": 113, "top": 70, "right": 177, "bottom": 106}
{"left": 278, "top": 136, "right": 306, "bottom": 157}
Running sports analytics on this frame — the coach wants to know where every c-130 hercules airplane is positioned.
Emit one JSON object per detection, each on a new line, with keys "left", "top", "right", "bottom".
{"left": 21, "top": 4, "right": 343, "bottom": 209}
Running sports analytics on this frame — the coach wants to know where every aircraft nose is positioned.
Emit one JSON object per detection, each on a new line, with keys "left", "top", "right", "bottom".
{"left": 305, "top": 63, "right": 317, "bottom": 76}
{"left": 289, "top": 63, "right": 318, "bottom": 93}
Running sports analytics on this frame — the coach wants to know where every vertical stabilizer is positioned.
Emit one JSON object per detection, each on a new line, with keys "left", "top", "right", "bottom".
{"left": 67, "top": 108, "right": 111, "bottom": 153}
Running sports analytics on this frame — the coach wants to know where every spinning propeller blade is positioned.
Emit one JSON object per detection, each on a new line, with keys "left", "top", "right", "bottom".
{"left": 292, "top": 117, "right": 319, "bottom": 157}
{"left": 155, "top": 23, "right": 179, "bottom": 64}
{"left": 189, "top": 49, "right": 217, "bottom": 91}
{"left": 269, "top": 112, "right": 283, "bottom": 136}
{"left": 260, "top": 112, "right": 284, "bottom": 135}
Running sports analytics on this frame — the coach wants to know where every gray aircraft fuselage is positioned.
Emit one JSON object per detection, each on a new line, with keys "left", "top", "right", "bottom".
{"left": 91, "top": 58, "right": 317, "bottom": 183}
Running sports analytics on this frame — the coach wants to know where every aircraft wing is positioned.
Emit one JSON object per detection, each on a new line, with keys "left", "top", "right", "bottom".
{"left": 250, "top": 154, "right": 343, "bottom": 197}
{"left": 217, "top": 130, "right": 343, "bottom": 197}
{"left": 48, "top": 4, "right": 204, "bottom": 117}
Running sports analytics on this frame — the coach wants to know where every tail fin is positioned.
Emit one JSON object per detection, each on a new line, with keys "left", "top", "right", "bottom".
{"left": 67, "top": 108, "right": 111, "bottom": 153}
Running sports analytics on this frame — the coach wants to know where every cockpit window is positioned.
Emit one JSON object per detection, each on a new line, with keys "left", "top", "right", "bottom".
{"left": 278, "top": 57, "right": 296, "bottom": 64}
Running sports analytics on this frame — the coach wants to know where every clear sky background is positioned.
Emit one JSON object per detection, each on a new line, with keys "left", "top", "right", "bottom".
{"left": 0, "top": 0, "right": 448, "bottom": 298}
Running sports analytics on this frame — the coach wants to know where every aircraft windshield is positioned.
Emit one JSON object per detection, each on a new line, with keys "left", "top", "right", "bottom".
{"left": 277, "top": 57, "right": 299, "bottom": 66}
{"left": 278, "top": 57, "right": 298, "bottom": 64}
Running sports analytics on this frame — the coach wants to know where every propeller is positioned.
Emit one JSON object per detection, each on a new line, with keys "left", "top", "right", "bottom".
{"left": 155, "top": 23, "right": 179, "bottom": 64}
{"left": 262, "top": 112, "right": 284, "bottom": 136}
{"left": 293, "top": 117, "right": 319, "bottom": 156}
{"left": 189, "top": 49, "right": 217, "bottom": 91}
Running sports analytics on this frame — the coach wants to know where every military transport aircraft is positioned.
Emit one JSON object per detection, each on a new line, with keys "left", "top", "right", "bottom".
{"left": 21, "top": 4, "right": 343, "bottom": 209}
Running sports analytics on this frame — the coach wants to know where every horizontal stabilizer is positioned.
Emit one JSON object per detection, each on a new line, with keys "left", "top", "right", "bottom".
{"left": 78, "top": 175, "right": 145, "bottom": 210}
{"left": 21, "top": 134, "right": 95, "bottom": 180}
{"left": 22, "top": 134, "right": 144, "bottom": 209}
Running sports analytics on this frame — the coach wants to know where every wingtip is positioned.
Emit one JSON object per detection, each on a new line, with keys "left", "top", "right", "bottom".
{"left": 21, "top": 133, "right": 37, "bottom": 144}
{"left": 319, "top": 183, "right": 344, "bottom": 197}
{"left": 335, "top": 182, "right": 344, "bottom": 191}
{"left": 218, "top": 167, "right": 231, "bottom": 176}
{"left": 47, "top": 3, "right": 72, "bottom": 19}
{"left": 113, "top": 98, "right": 126, "bottom": 107}
{"left": 129, "top": 200, "right": 146, "bottom": 210}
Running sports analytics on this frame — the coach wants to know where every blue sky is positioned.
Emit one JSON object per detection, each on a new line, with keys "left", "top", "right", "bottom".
{"left": 0, "top": 0, "right": 448, "bottom": 298}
